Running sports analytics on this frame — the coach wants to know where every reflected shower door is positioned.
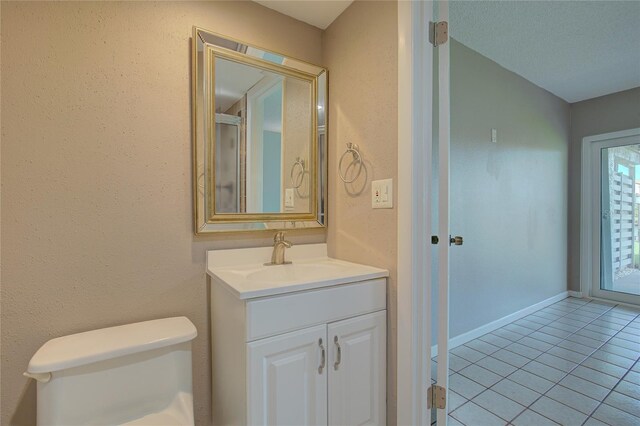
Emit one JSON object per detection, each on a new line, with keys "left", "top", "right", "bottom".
{"left": 215, "top": 113, "right": 241, "bottom": 213}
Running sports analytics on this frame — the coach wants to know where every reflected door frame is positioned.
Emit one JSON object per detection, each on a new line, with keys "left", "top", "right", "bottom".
{"left": 580, "top": 128, "right": 640, "bottom": 305}
{"left": 246, "top": 75, "right": 284, "bottom": 212}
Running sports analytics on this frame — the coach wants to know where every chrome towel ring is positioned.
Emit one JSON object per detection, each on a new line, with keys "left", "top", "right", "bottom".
{"left": 290, "top": 157, "right": 305, "bottom": 189}
{"left": 338, "top": 143, "right": 363, "bottom": 183}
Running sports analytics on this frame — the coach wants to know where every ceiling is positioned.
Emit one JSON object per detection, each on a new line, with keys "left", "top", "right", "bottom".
{"left": 215, "top": 57, "right": 265, "bottom": 113}
{"left": 450, "top": 1, "right": 640, "bottom": 103}
{"left": 252, "top": 1, "right": 639, "bottom": 103}
{"left": 253, "top": 0, "right": 353, "bottom": 29}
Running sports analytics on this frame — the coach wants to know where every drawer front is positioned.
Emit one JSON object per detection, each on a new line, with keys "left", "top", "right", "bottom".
{"left": 246, "top": 278, "right": 386, "bottom": 341}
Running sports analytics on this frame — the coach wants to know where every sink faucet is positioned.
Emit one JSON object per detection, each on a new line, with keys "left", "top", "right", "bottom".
{"left": 267, "top": 232, "right": 292, "bottom": 266}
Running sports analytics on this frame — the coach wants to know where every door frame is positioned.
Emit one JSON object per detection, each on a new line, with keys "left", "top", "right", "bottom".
{"left": 580, "top": 127, "right": 640, "bottom": 304}
{"left": 397, "top": 1, "right": 434, "bottom": 425}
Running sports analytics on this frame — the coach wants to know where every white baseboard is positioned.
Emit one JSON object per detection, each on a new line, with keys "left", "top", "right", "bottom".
{"left": 568, "top": 291, "right": 583, "bottom": 298}
{"left": 431, "top": 291, "right": 570, "bottom": 358}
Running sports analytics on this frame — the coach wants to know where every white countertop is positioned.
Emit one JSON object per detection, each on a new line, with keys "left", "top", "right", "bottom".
{"left": 206, "top": 244, "right": 389, "bottom": 299}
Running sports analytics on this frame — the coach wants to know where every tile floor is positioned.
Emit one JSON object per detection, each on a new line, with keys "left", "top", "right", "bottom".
{"left": 431, "top": 297, "right": 640, "bottom": 426}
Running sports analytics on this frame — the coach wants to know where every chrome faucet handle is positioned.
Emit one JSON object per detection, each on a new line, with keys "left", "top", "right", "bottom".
{"left": 274, "top": 231, "right": 292, "bottom": 247}
{"left": 265, "top": 231, "right": 293, "bottom": 266}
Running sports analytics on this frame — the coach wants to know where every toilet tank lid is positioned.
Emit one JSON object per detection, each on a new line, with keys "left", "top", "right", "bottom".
{"left": 27, "top": 317, "right": 197, "bottom": 374}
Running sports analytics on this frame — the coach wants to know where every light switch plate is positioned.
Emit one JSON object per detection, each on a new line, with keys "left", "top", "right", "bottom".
{"left": 372, "top": 178, "right": 393, "bottom": 208}
{"left": 285, "top": 188, "right": 295, "bottom": 208}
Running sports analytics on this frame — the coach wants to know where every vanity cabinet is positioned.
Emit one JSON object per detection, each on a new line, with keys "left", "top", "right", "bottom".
{"left": 327, "top": 311, "right": 386, "bottom": 426}
{"left": 211, "top": 277, "right": 387, "bottom": 426}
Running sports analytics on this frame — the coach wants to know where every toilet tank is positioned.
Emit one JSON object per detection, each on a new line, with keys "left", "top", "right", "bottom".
{"left": 25, "top": 317, "right": 197, "bottom": 426}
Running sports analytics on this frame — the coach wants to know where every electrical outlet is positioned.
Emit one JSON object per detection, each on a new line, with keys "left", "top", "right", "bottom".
{"left": 372, "top": 179, "right": 393, "bottom": 209}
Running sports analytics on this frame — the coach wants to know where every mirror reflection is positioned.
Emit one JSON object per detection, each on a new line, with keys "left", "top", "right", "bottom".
{"left": 213, "top": 56, "right": 313, "bottom": 215}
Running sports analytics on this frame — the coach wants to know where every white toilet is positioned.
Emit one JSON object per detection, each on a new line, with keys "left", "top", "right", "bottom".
{"left": 24, "top": 316, "right": 197, "bottom": 426}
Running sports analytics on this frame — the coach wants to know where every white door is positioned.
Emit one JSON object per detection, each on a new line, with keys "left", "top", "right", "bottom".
{"left": 328, "top": 311, "right": 386, "bottom": 426}
{"left": 434, "top": 1, "right": 454, "bottom": 425}
{"left": 588, "top": 131, "right": 640, "bottom": 304}
{"left": 247, "top": 324, "right": 328, "bottom": 426}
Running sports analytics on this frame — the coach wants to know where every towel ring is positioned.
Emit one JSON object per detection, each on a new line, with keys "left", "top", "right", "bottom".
{"left": 290, "top": 157, "right": 305, "bottom": 189}
{"left": 338, "top": 143, "right": 363, "bottom": 183}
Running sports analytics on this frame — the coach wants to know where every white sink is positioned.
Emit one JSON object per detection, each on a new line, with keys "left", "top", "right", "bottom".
{"left": 245, "top": 262, "right": 347, "bottom": 284}
{"left": 206, "top": 244, "right": 388, "bottom": 299}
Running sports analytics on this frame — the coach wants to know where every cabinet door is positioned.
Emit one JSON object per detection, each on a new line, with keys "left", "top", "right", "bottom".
{"left": 247, "top": 324, "right": 328, "bottom": 426}
{"left": 328, "top": 311, "right": 386, "bottom": 426}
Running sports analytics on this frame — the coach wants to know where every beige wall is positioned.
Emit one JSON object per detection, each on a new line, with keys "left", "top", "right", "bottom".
{"left": 0, "top": 2, "right": 324, "bottom": 425}
{"left": 322, "top": 1, "right": 399, "bottom": 424}
{"left": 567, "top": 87, "right": 640, "bottom": 291}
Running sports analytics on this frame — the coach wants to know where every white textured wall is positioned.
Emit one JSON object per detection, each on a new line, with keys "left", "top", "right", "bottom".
{"left": 0, "top": 2, "right": 323, "bottom": 424}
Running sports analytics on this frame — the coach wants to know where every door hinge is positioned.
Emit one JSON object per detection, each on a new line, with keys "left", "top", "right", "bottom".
{"left": 431, "top": 235, "right": 439, "bottom": 245}
{"left": 427, "top": 384, "right": 447, "bottom": 409}
{"left": 429, "top": 21, "right": 449, "bottom": 47}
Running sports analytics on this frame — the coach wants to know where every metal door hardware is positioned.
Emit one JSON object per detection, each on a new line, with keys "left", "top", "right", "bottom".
{"left": 427, "top": 384, "right": 447, "bottom": 409}
{"left": 449, "top": 235, "right": 463, "bottom": 246}
{"left": 429, "top": 21, "right": 449, "bottom": 47}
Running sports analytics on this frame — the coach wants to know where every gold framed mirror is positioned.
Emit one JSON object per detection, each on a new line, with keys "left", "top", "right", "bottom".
{"left": 192, "top": 27, "right": 327, "bottom": 234}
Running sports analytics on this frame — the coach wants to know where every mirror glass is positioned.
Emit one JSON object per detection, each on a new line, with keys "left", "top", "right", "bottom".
{"left": 193, "top": 28, "right": 327, "bottom": 233}
{"left": 214, "top": 57, "right": 313, "bottom": 214}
